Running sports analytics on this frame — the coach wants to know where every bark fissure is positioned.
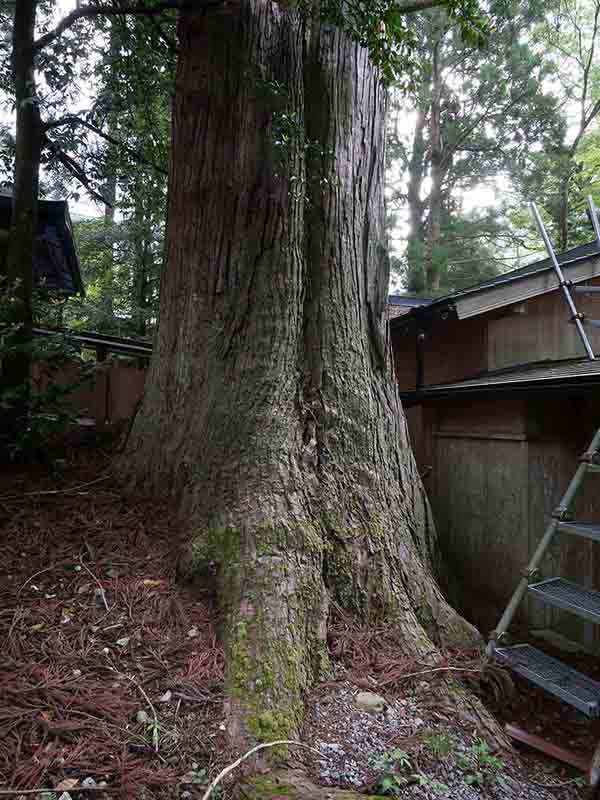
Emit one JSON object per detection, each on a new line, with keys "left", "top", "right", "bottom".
{"left": 121, "top": 0, "right": 480, "bottom": 750}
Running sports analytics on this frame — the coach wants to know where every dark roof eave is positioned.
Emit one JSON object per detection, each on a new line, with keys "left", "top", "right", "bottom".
{"left": 401, "top": 373, "right": 600, "bottom": 407}
{"left": 390, "top": 300, "right": 457, "bottom": 329}
{"left": 390, "top": 243, "right": 600, "bottom": 328}
{"left": 33, "top": 327, "right": 152, "bottom": 358}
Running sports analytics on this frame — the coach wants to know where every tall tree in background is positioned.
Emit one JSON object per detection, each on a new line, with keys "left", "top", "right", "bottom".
{"left": 519, "top": 0, "right": 600, "bottom": 251}
{"left": 121, "top": 0, "right": 487, "bottom": 769}
{"left": 61, "top": 11, "right": 173, "bottom": 337}
{"left": 387, "top": 0, "right": 563, "bottom": 294}
{"left": 0, "top": 0, "right": 173, "bottom": 431}
{"left": 0, "top": 0, "right": 40, "bottom": 438}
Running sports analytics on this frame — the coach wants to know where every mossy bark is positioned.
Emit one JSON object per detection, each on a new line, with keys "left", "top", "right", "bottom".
{"left": 235, "top": 770, "right": 388, "bottom": 799}
{"left": 121, "top": 0, "right": 480, "bottom": 752}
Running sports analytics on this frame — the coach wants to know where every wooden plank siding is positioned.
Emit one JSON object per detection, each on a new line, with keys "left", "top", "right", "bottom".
{"left": 31, "top": 358, "right": 146, "bottom": 427}
{"left": 392, "top": 314, "right": 488, "bottom": 392}
{"left": 488, "top": 281, "right": 600, "bottom": 370}
{"left": 392, "top": 274, "right": 600, "bottom": 393}
{"left": 525, "top": 395, "right": 600, "bottom": 650}
{"left": 417, "top": 391, "right": 600, "bottom": 648}
{"left": 426, "top": 399, "right": 530, "bottom": 633}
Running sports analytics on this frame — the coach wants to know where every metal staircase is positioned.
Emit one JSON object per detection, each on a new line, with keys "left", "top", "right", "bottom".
{"left": 487, "top": 196, "right": 600, "bottom": 717}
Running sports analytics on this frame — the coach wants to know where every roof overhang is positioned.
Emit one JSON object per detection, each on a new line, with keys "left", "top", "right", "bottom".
{"left": 454, "top": 252, "right": 600, "bottom": 320}
{"left": 401, "top": 357, "right": 600, "bottom": 407}
{"left": 0, "top": 195, "right": 84, "bottom": 297}
{"left": 390, "top": 242, "right": 600, "bottom": 328}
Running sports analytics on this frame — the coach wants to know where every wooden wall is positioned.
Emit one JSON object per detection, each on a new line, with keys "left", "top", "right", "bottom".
{"left": 31, "top": 358, "right": 146, "bottom": 426}
{"left": 525, "top": 395, "right": 600, "bottom": 651}
{"left": 392, "top": 314, "right": 488, "bottom": 392}
{"left": 392, "top": 274, "right": 600, "bottom": 391}
{"left": 488, "top": 282, "right": 600, "bottom": 370}
{"left": 412, "top": 390, "right": 600, "bottom": 647}
{"left": 424, "top": 398, "right": 530, "bottom": 633}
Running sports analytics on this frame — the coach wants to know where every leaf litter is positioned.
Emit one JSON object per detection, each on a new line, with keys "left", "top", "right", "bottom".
{"left": 0, "top": 455, "right": 225, "bottom": 798}
{"left": 1, "top": 456, "right": 597, "bottom": 799}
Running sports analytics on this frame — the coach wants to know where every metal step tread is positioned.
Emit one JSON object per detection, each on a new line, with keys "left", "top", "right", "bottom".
{"left": 558, "top": 520, "right": 600, "bottom": 542}
{"left": 529, "top": 577, "right": 600, "bottom": 624}
{"left": 494, "top": 643, "right": 600, "bottom": 716}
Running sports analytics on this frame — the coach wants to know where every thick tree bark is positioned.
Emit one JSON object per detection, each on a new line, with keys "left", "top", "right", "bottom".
{"left": 121, "top": 0, "right": 478, "bottom": 749}
{"left": 1, "top": 0, "right": 42, "bottom": 442}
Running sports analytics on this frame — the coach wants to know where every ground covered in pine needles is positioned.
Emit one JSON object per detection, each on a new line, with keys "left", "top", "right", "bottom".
{"left": 0, "top": 451, "right": 596, "bottom": 799}
{"left": 1, "top": 451, "right": 226, "bottom": 798}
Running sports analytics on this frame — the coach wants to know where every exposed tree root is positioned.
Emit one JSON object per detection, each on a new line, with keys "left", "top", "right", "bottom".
{"left": 235, "top": 769, "right": 387, "bottom": 800}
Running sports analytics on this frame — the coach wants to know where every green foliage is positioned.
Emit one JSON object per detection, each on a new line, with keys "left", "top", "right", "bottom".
{"left": 423, "top": 732, "right": 455, "bottom": 759}
{"left": 388, "top": 0, "right": 566, "bottom": 292}
{"left": 64, "top": 216, "right": 161, "bottom": 337}
{"left": 507, "top": 0, "right": 600, "bottom": 250}
{"left": 189, "top": 766, "right": 221, "bottom": 798}
{"left": 295, "top": 0, "right": 489, "bottom": 85}
{"left": 0, "top": 288, "right": 95, "bottom": 460}
{"left": 392, "top": 209, "right": 513, "bottom": 295}
{"left": 456, "top": 739, "right": 505, "bottom": 788}
{"left": 375, "top": 748, "right": 448, "bottom": 796}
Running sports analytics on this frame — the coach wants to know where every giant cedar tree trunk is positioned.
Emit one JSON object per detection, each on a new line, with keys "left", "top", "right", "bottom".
{"left": 121, "top": 1, "right": 478, "bottom": 747}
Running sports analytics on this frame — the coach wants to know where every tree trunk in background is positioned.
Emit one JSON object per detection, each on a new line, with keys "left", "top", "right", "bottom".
{"left": 104, "top": 177, "right": 117, "bottom": 225}
{"left": 121, "top": 1, "right": 479, "bottom": 748}
{"left": 1, "top": 0, "right": 41, "bottom": 444}
{"left": 425, "top": 39, "right": 442, "bottom": 292}
{"left": 101, "top": 174, "right": 117, "bottom": 325}
{"left": 557, "top": 167, "right": 570, "bottom": 253}
{"left": 100, "top": 25, "right": 119, "bottom": 326}
{"left": 405, "top": 105, "right": 428, "bottom": 293}
{"left": 132, "top": 193, "right": 148, "bottom": 337}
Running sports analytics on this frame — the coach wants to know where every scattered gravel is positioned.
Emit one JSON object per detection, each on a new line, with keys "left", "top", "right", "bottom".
{"left": 302, "top": 681, "right": 585, "bottom": 799}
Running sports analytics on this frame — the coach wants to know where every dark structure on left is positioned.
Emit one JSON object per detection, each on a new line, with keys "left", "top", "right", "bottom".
{"left": 0, "top": 194, "right": 84, "bottom": 296}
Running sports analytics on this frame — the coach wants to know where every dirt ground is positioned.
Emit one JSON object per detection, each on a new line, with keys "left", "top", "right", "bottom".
{"left": 0, "top": 450, "right": 596, "bottom": 799}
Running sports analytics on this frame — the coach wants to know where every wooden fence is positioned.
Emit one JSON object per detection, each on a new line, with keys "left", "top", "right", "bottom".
{"left": 32, "top": 327, "right": 150, "bottom": 427}
{"left": 32, "top": 358, "right": 148, "bottom": 427}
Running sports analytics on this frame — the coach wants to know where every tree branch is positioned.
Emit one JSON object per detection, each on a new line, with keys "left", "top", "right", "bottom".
{"left": 147, "top": 14, "right": 178, "bottom": 54}
{"left": 396, "top": 0, "right": 446, "bottom": 14}
{"left": 43, "top": 115, "right": 168, "bottom": 175}
{"left": 34, "top": 0, "right": 441, "bottom": 53}
{"left": 578, "top": 0, "right": 600, "bottom": 136}
{"left": 33, "top": 2, "right": 183, "bottom": 52}
{"left": 45, "top": 141, "right": 111, "bottom": 207}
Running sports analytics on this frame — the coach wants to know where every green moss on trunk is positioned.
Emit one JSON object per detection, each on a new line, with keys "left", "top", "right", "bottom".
{"left": 237, "top": 772, "right": 388, "bottom": 799}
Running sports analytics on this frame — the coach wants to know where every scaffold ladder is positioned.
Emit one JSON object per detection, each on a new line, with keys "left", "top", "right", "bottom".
{"left": 487, "top": 196, "right": 600, "bottom": 718}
